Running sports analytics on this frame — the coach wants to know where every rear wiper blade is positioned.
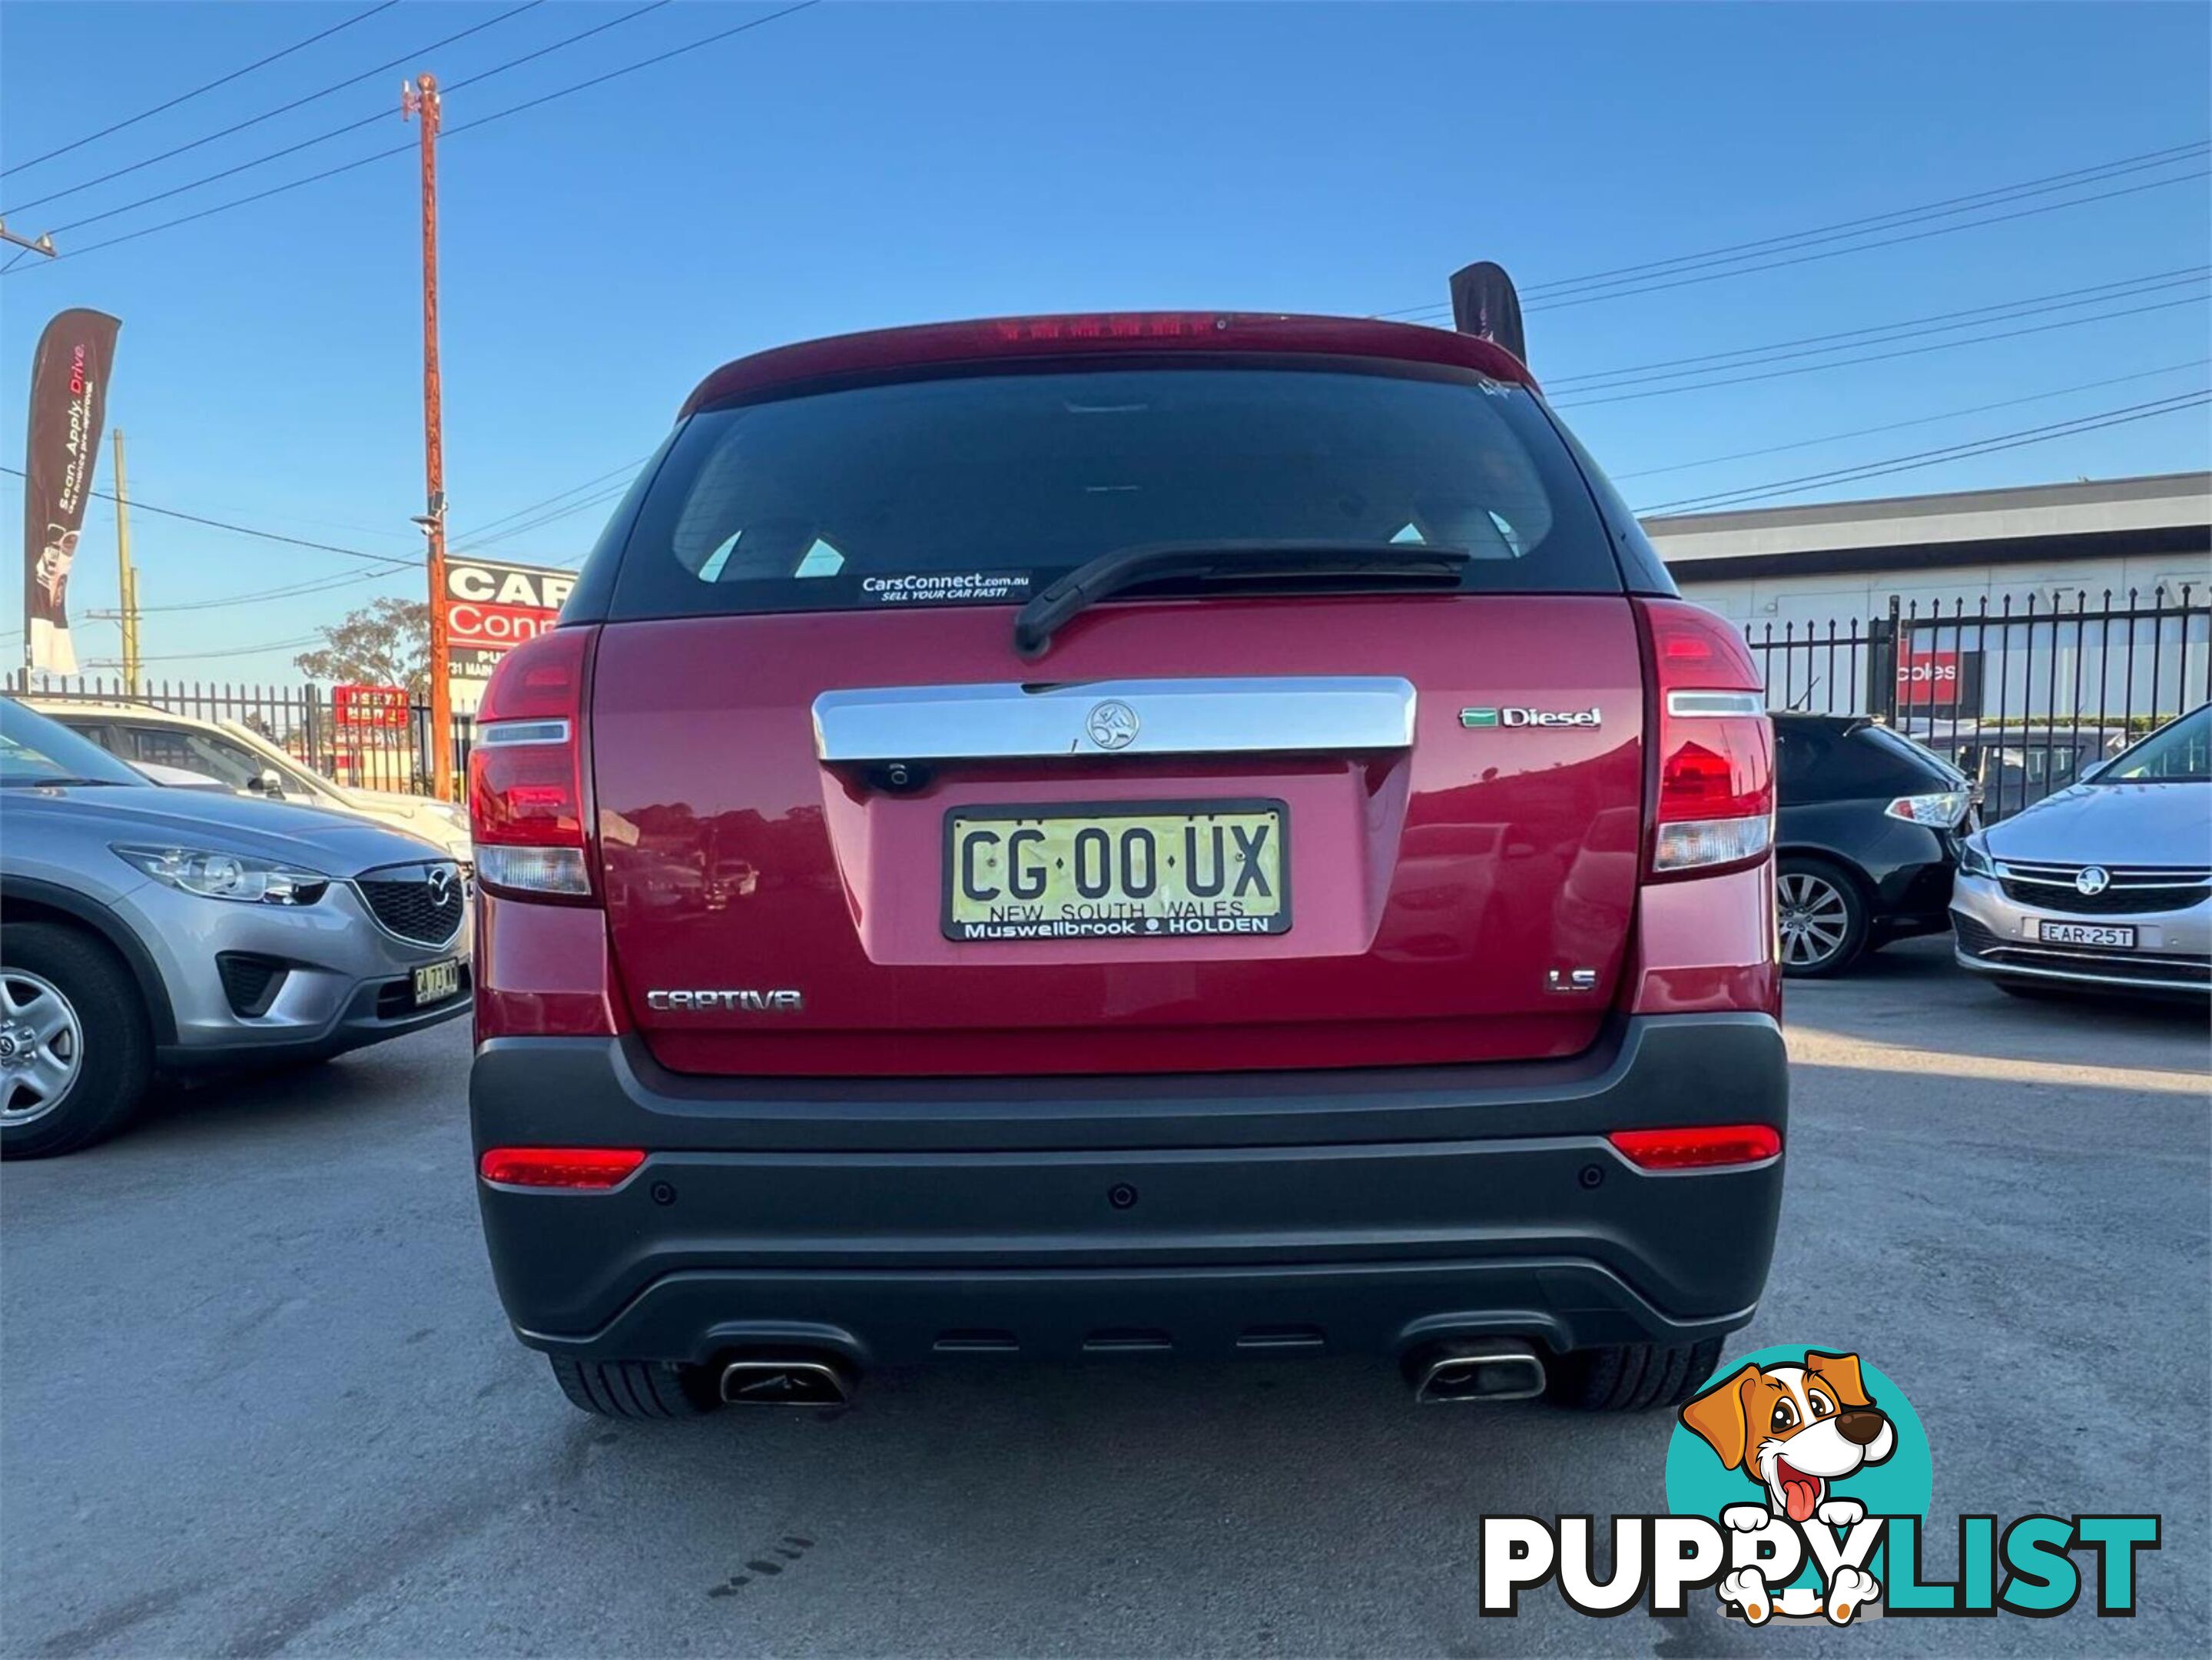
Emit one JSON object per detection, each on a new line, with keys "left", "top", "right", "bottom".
{"left": 1012, "top": 540, "right": 1471, "bottom": 659}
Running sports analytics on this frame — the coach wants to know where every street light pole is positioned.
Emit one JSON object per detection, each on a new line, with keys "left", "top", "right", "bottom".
{"left": 0, "top": 220, "right": 58, "bottom": 262}
{"left": 402, "top": 71, "right": 454, "bottom": 802}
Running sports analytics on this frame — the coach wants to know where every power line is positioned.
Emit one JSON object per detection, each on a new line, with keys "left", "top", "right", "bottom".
{"left": 1551, "top": 292, "right": 2211, "bottom": 410}
{"left": 37, "top": 1, "right": 681, "bottom": 237}
{"left": 1547, "top": 267, "right": 2209, "bottom": 391}
{"left": 449, "top": 456, "right": 650, "bottom": 544}
{"left": 453, "top": 482, "right": 632, "bottom": 554}
{"left": 446, "top": 0, "right": 673, "bottom": 97}
{"left": 439, "top": 0, "right": 819, "bottom": 137}
{"left": 1635, "top": 390, "right": 2212, "bottom": 516}
{"left": 1378, "top": 139, "right": 2212, "bottom": 320}
{"left": 23, "top": 143, "right": 417, "bottom": 267}
{"left": 1399, "top": 169, "right": 2212, "bottom": 326}
{"left": 1534, "top": 142, "right": 2209, "bottom": 300}
{"left": 3, "top": 1, "right": 823, "bottom": 271}
{"left": 134, "top": 566, "right": 406, "bottom": 614}
{"left": 95, "top": 633, "right": 327, "bottom": 666}
{"left": 3, "top": 4, "right": 545, "bottom": 221}
{"left": 1610, "top": 357, "right": 2212, "bottom": 482}
{"left": 1, "top": 2, "right": 400, "bottom": 177}
{"left": 1540, "top": 171, "right": 2211, "bottom": 318}
{"left": 0, "top": 465, "right": 418, "bottom": 570}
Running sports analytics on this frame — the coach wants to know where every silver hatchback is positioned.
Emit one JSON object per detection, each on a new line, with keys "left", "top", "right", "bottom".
{"left": 1952, "top": 703, "right": 2210, "bottom": 998}
{"left": 2, "top": 699, "right": 472, "bottom": 1157}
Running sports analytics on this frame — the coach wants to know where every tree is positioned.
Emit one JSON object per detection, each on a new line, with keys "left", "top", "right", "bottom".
{"left": 294, "top": 597, "right": 429, "bottom": 692}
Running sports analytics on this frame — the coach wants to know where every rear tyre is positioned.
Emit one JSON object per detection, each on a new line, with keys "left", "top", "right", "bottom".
{"left": 1547, "top": 1337, "right": 1725, "bottom": 1412}
{"left": 548, "top": 1355, "right": 718, "bottom": 1419}
{"left": 0, "top": 924, "right": 153, "bottom": 1160}
{"left": 1777, "top": 857, "right": 1868, "bottom": 978}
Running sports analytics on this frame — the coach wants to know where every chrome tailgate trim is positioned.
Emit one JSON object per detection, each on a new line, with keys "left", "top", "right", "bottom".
{"left": 814, "top": 676, "right": 1417, "bottom": 762}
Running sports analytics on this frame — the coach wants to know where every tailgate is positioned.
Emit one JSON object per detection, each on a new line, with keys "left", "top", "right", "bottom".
{"left": 591, "top": 593, "right": 1646, "bottom": 1075}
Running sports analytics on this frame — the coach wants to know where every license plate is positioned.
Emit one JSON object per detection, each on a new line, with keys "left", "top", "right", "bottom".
{"left": 945, "top": 801, "right": 1289, "bottom": 941}
{"left": 2038, "top": 921, "right": 2137, "bottom": 949}
{"left": 412, "top": 958, "right": 463, "bottom": 1005}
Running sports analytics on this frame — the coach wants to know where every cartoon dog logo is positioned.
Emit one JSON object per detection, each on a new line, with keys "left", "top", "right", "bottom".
{"left": 1680, "top": 1350, "right": 1896, "bottom": 1624}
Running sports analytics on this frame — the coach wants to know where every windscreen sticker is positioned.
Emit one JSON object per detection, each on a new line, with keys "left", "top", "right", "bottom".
{"left": 861, "top": 571, "right": 1033, "bottom": 606}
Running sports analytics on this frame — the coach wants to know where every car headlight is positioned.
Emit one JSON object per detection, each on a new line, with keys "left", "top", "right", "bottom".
{"left": 113, "top": 845, "right": 330, "bottom": 905}
{"left": 1957, "top": 837, "right": 1995, "bottom": 878}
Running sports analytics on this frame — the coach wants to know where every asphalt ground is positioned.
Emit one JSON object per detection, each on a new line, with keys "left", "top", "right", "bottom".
{"left": 3, "top": 937, "right": 2206, "bottom": 1657}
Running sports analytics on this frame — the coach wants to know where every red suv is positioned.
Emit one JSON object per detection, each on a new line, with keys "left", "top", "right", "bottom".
{"left": 468, "top": 310, "right": 1784, "bottom": 1419}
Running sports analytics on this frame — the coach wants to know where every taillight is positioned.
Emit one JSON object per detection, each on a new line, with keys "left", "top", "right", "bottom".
{"left": 1608, "top": 1124, "right": 1782, "bottom": 1170}
{"left": 1885, "top": 790, "right": 1972, "bottom": 828}
{"left": 1637, "top": 599, "right": 1775, "bottom": 878}
{"left": 478, "top": 1147, "right": 644, "bottom": 1189}
{"left": 469, "top": 627, "right": 596, "bottom": 901}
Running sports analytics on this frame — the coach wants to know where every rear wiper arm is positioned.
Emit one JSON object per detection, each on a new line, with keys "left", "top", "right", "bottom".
{"left": 1012, "top": 540, "right": 1471, "bottom": 659}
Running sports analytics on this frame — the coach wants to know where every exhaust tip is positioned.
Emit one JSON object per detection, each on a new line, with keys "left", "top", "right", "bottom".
{"left": 1407, "top": 1340, "right": 1546, "bottom": 1405}
{"left": 718, "top": 1356, "right": 854, "bottom": 1407}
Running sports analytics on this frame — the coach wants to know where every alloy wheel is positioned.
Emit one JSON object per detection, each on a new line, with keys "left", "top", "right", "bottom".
{"left": 0, "top": 970, "right": 84, "bottom": 1124}
{"left": 1777, "top": 872, "right": 1852, "bottom": 970}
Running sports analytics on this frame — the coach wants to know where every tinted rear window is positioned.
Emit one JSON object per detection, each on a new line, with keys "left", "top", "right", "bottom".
{"left": 606, "top": 364, "right": 1622, "bottom": 619}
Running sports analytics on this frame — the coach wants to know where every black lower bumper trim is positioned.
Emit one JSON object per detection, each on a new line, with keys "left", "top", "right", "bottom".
{"left": 473, "top": 1012, "right": 1786, "bottom": 1362}
{"left": 517, "top": 1259, "right": 1755, "bottom": 1370}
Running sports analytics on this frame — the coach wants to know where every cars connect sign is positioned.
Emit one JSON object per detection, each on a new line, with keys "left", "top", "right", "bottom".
{"left": 441, "top": 556, "right": 574, "bottom": 715}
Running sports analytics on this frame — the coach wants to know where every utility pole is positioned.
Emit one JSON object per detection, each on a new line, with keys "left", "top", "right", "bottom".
{"left": 402, "top": 71, "right": 454, "bottom": 802}
{"left": 112, "top": 429, "right": 141, "bottom": 693}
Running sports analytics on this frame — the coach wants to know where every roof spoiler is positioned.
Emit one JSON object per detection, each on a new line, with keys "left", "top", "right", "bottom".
{"left": 1448, "top": 262, "right": 1527, "bottom": 368}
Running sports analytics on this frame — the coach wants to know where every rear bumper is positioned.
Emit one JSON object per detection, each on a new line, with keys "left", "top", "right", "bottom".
{"left": 1869, "top": 829, "right": 1959, "bottom": 939}
{"left": 470, "top": 1012, "right": 1787, "bottom": 1366}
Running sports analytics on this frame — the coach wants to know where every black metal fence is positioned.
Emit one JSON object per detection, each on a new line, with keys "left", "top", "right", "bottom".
{"left": 1743, "top": 586, "right": 2210, "bottom": 820}
{"left": 5, "top": 672, "right": 473, "bottom": 800}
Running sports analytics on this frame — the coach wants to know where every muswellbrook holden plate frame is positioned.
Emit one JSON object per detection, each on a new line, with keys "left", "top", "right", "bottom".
{"left": 943, "top": 798, "right": 1291, "bottom": 942}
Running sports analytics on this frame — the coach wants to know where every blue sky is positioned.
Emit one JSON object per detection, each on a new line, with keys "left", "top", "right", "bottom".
{"left": 3, "top": 0, "right": 2208, "bottom": 681}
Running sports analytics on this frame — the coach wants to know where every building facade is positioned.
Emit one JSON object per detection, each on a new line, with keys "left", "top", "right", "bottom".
{"left": 1644, "top": 471, "right": 2209, "bottom": 625}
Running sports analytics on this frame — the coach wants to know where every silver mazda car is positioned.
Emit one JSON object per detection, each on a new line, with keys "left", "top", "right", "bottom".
{"left": 1, "top": 699, "right": 471, "bottom": 1157}
{"left": 1952, "top": 702, "right": 2210, "bottom": 998}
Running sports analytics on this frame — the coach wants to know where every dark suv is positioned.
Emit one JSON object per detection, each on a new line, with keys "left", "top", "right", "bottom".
{"left": 467, "top": 310, "right": 1787, "bottom": 1419}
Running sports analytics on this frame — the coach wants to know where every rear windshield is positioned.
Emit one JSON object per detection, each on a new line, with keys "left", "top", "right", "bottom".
{"left": 606, "top": 364, "right": 1623, "bottom": 619}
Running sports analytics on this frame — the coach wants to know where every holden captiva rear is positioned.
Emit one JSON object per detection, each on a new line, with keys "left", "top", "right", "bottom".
{"left": 469, "top": 294, "right": 1786, "bottom": 1420}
